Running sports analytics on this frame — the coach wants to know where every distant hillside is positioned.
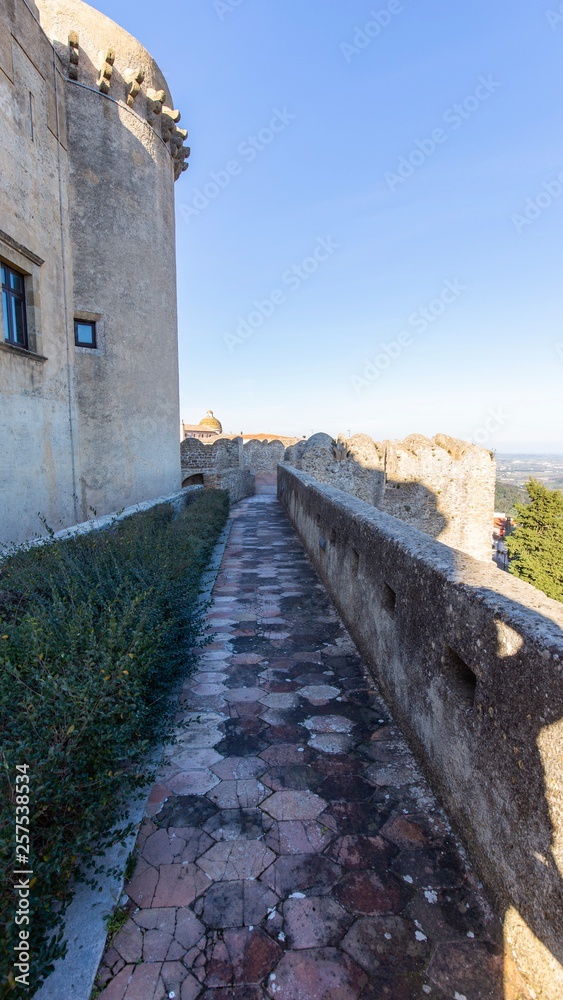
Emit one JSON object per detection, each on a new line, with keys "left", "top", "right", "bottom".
{"left": 495, "top": 481, "right": 530, "bottom": 516}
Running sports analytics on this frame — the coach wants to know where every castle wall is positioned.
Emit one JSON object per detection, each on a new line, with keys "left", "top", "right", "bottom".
{"left": 210, "top": 437, "right": 242, "bottom": 470}
{"left": 243, "top": 439, "right": 286, "bottom": 473}
{"left": 1, "top": 0, "right": 188, "bottom": 545}
{"left": 380, "top": 433, "right": 495, "bottom": 563}
{"left": 203, "top": 469, "right": 255, "bottom": 505}
{"left": 280, "top": 463, "right": 563, "bottom": 1000}
{"left": 64, "top": 83, "right": 181, "bottom": 518}
{"left": 0, "top": 0, "right": 78, "bottom": 545}
{"left": 285, "top": 432, "right": 495, "bottom": 561}
{"left": 180, "top": 436, "right": 253, "bottom": 504}
{"left": 180, "top": 437, "right": 215, "bottom": 472}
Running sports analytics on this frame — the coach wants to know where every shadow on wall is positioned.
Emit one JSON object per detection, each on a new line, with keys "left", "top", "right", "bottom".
{"left": 442, "top": 553, "right": 563, "bottom": 998}
{"left": 278, "top": 464, "right": 563, "bottom": 999}
{"left": 284, "top": 431, "right": 495, "bottom": 562}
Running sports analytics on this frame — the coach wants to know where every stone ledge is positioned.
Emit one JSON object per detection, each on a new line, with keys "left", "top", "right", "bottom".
{"left": 0, "top": 340, "right": 47, "bottom": 362}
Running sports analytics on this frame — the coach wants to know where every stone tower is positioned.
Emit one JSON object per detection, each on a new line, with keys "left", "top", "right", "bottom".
{"left": 0, "top": 0, "right": 190, "bottom": 545}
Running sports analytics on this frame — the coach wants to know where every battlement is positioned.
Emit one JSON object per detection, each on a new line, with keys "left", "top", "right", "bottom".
{"left": 285, "top": 431, "right": 496, "bottom": 562}
{"left": 179, "top": 430, "right": 495, "bottom": 559}
{"left": 279, "top": 463, "right": 563, "bottom": 1000}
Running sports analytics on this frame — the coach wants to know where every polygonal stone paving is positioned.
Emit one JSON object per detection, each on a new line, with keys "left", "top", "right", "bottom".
{"left": 203, "top": 807, "right": 270, "bottom": 842}
{"left": 206, "top": 778, "right": 268, "bottom": 810}
{"left": 298, "top": 684, "right": 341, "bottom": 704}
{"left": 307, "top": 732, "right": 356, "bottom": 754}
{"left": 196, "top": 840, "right": 276, "bottom": 881}
{"left": 303, "top": 714, "right": 356, "bottom": 733}
{"left": 267, "top": 948, "right": 367, "bottom": 998}
{"left": 211, "top": 756, "right": 268, "bottom": 780}
{"left": 95, "top": 495, "right": 504, "bottom": 999}
{"left": 261, "top": 789, "right": 328, "bottom": 822}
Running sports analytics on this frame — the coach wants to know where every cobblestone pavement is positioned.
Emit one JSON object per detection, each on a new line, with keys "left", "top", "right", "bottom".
{"left": 96, "top": 494, "right": 504, "bottom": 1000}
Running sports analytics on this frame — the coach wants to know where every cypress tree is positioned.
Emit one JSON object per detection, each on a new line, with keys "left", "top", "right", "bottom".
{"left": 505, "top": 478, "right": 563, "bottom": 602}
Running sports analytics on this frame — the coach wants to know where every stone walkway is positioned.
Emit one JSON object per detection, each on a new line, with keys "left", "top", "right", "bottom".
{"left": 95, "top": 495, "right": 504, "bottom": 1000}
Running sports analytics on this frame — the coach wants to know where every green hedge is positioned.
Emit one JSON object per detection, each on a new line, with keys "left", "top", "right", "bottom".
{"left": 0, "top": 490, "right": 229, "bottom": 996}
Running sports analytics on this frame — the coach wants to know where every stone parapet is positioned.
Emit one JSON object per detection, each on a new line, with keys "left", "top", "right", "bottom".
{"left": 181, "top": 466, "right": 255, "bottom": 505}
{"left": 203, "top": 469, "right": 255, "bottom": 505}
{"left": 285, "top": 432, "right": 495, "bottom": 561}
{"left": 278, "top": 463, "right": 563, "bottom": 1000}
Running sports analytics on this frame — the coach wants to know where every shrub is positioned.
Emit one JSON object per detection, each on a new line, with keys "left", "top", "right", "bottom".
{"left": 0, "top": 490, "right": 229, "bottom": 996}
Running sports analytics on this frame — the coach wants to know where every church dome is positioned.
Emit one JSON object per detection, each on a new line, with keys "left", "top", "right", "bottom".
{"left": 199, "top": 410, "right": 222, "bottom": 433}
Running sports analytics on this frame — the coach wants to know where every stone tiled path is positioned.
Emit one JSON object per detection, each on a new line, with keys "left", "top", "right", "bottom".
{"left": 96, "top": 495, "right": 504, "bottom": 1000}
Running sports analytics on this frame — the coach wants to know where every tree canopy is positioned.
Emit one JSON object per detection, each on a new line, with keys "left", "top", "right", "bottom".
{"left": 505, "top": 478, "right": 563, "bottom": 602}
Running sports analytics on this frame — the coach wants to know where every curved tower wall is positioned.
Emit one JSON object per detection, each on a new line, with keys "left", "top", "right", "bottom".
{"left": 36, "top": 0, "right": 187, "bottom": 519}
{"left": 0, "top": 0, "right": 189, "bottom": 545}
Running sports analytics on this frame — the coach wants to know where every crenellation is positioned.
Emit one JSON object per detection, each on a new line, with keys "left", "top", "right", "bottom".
{"left": 243, "top": 438, "right": 286, "bottom": 473}
{"left": 180, "top": 436, "right": 253, "bottom": 502}
{"left": 284, "top": 430, "right": 495, "bottom": 561}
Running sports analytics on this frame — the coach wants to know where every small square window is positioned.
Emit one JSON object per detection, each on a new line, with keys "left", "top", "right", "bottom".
{"left": 2, "top": 262, "right": 28, "bottom": 348}
{"left": 74, "top": 319, "right": 97, "bottom": 348}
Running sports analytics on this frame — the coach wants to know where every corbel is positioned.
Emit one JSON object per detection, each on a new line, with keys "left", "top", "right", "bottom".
{"left": 68, "top": 31, "right": 79, "bottom": 81}
{"left": 97, "top": 48, "right": 115, "bottom": 94}
{"left": 126, "top": 68, "right": 145, "bottom": 108}
{"left": 173, "top": 142, "right": 191, "bottom": 180}
{"left": 161, "top": 106, "right": 181, "bottom": 142}
{"left": 147, "top": 88, "right": 166, "bottom": 119}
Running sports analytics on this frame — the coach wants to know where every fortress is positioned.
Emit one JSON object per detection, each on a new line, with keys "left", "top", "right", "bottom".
{"left": 0, "top": 0, "right": 189, "bottom": 547}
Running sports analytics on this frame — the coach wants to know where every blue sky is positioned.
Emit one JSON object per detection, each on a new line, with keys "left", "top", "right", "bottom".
{"left": 96, "top": 0, "right": 563, "bottom": 450}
